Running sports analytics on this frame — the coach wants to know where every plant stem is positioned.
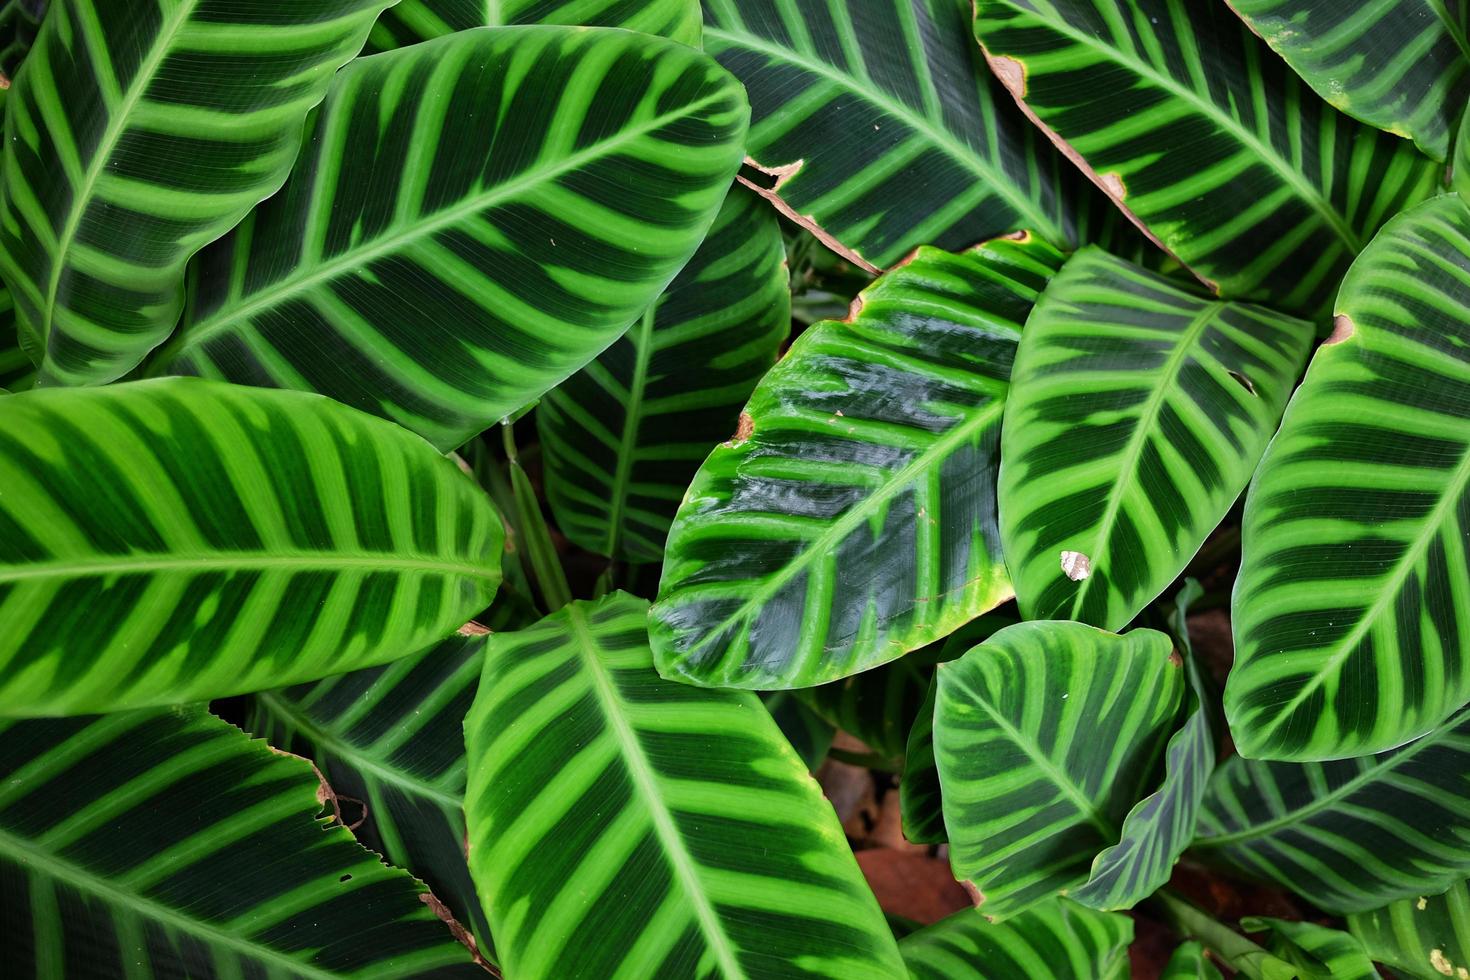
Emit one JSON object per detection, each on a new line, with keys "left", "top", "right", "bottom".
{"left": 501, "top": 422, "right": 571, "bottom": 611}
{"left": 1152, "top": 889, "right": 1280, "bottom": 980}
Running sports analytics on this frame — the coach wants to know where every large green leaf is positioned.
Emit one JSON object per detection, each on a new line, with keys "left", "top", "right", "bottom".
{"left": 1240, "top": 918, "right": 1377, "bottom": 980}
{"left": 1347, "top": 879, "right": 1470, "bottom": 980}
{"left": 1193, "top": 705, "right": 1470, "bottom": 914}
{"left": 368, "top": 0, "right": 701, "bottom": 49}
{"left": 0, "top": 378, "right": 503, "bottom": 716}
{"left": 249, "top": 634, "right": 493, "bottom": 961}
{"left": 0, "top": 0, "right": 393, "bottom": 388}
{"left": 1227, "top": 194, "right": 1470, "bottom": 760}
{"left": 650, "top": 236, "right": 1065, "bottom": 690}
{"left": 147, "top": 26, "right": 749, "bottom": 452}
{"left": 463, "top": 593, "right": 904, "bottom": 978}
{"left": 1226, "top": 0, "right": 1470, "bottom": 161}
{"left": 539, "top": 186, "right": 788, "bottom": 562}
{"left": 898, "top": 901, "right": 1132, "bottom": 979}
{"left": 1162, "top": 942, "right": 1224, "bottom": 980}
{"left": 999, "top": 248, "right": 1311, "bottom": 630}
{"left": 973, "top": 0, "right": 1441, "bottom": 316}
{"left": 701, "top": 0, "right": 1150, "bottom": 272}
{"left": 1071, "top": 584, "right": 1220, "bottom": 910}
{"left": 935, "top": 621, "right": 1182, "bottom": 918}
{"left": 1, "top": 706, "right": 480, "bottom": 976}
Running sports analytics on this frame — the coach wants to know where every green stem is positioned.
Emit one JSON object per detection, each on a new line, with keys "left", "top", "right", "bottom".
{"left": 1152, "top": 890, "right": 1279, "bottom": 980}
{"left": 501, "top": 422, "right": 571, "bottom": 611}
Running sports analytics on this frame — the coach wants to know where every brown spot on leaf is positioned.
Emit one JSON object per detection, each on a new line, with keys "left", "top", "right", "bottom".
{"left": 1100, "top": 172, "right": 1127, "bottom": 200}
{"left": 1227, "top": 370, "right": 1256, "bottom": 395}
{"left": 738, "top": 157, "right": 879, "bottom": 274}
{"left": 457, "top": 620, "right": 492, "bottom": 636}
{"left": 421, "top": 893, "right": 498, "bottom": 974}
{"left": 987, "top": 54, "right": 1027, "bottom": 98}
{"left": 728, "top": 412, "right": 754, "bottom": 446}
{"left": 1060, "top": 550, "right": 1092, "bottom": 582}
{"left": 1326, "top": 313, "right": 1356, "bottom": 345}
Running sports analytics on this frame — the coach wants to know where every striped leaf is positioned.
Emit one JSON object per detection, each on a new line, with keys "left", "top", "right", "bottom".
{"left": 0, "top": 286, "right": 35, "bottom": 392}
{"left": 1162, "top": 942, "right": 1224, "bottom": 980}
{"left": 1071, "top": 584, "right": 1220, "bottom": 910}
{"left": 1240, "top": 918, "right": 1377, "bottom": 980}
{"left": 935, "top": 621, "right": 1183, "bottom": 918}
{"left": 973, "top": 0, "right": 1442, "bottom": 316}
{"left": 701, "top": 0, "right": 1152, "bottom": 273}
{"left": 0, "top": 378, "right": 503, "bottom": 717}
{"left": 1, "top": 707, "right": 480, "bottom": 977}
{"left": 650, "top": 236, "right": 1065, "bottom": 690}
{"left": 1458, "top": 100, "right": 1470, "bottom": 206}
{"left": 248, "top": 634, "right": 494, "bottom": 961}
{"left": 368, "top": 0, "right": 700, "bottom": 49}
{"left": 1226, "top": 0, "right": 1470, "bottom": 161}
{"left": 999, "top": 248, "right": 1312, "bottom": 631}
{"left": 1193, "top": 705, "right": 1470, "bottom": 915}
{"left": 148, "top": 26, "right": 749, "bottom": 452}
{"left": 760, "top": 689, "right": 834, "bottom": 770}
{"left": 0, "top": 0, "right": 393, "bottom": 388}
{"left": 899, "top": 901, "right": 1132, "bottom": 979}
{"left": 1348, "top": 879, "right": 1470, "bottom": 980}
{"left": 463, "top": 593, "right": 904, "bottom": 979}
{"left": 0, "top": 0, "right": 45, "bottom": 80}
{"left": 1227, "top": 194, "right": 1470, "bottom": 760}
{"left": 538, "top": 186, "right": 788, "bottom": 562}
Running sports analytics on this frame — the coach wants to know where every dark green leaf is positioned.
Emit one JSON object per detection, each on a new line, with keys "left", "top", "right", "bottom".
{"left": 368, "top": 0, "right": 701, "bottom": 50}
{"left": 1162, "top": 941, "right": 1224, "bottom": 980}
{"left": 999, "top": 248, "right": 1312, "bottom": 630}
{"left": 148, "top": 26, "right": 749, "bottom": 451}
{"left": 760, "top": 689, "right": 835, "bottom": 771}
{"left": 1348, "top": 879, "right": 1470, "bottom": 980}
{"left": 0, "top": 378, "right": 503, "bottom": 716}
{"left": 899, "top": 901, "right": 1132, "bottom": 978}
{"left": 651, "top": 236, "right": 1065, "bottom": 690}
{"left": 0, "top": 283, "right": 34, "bottom": 392}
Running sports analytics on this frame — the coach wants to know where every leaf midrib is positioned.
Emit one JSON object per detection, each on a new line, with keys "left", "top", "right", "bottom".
{"left": 602, "top": 306, "right": 657, "bottom": 557}
{"left": 0, "top": 551, "right": 497, "bottom": 584}
{"left": 155, "top": 87, "right": 732, "bottom": 364}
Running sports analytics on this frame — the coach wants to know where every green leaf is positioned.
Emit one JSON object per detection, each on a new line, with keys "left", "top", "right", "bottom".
{"left": 1228, "top": 194, "right": 1470, "bottom": 760}
{"left": 701, "top": 0, "right": 1150, "bottom": 272}
{"left": 538, "top": 186, "right": 788, "bottom": 562}
{"left": 760, "top": 689, "right": 835, "bottom": 771}
{"left": 999, "top": 248, "right": 1312, "bottom": 630}
{"left": 898, "top": 901, "right": 1132, "bottom": 979}
{"left": 1162, "top": 941, "right": 1224, "bottom": 980}
{"left": 1226, "top": 0, "right": 1470, "bottom": 161}
{"left": 1458, "top": 100, "right": 1470, "bottom": 206}
{"left": 248, "top": 634, "right": 494, "bottom": 962}
{"left": 0, "top": 283, "right": 35, "bottom": 392}
{"left": 651, "top": 236, "right": 1065, "bottom": 690}
{"left": 0, "top": 0, "right": 393, "bottom": 387}
{"left": 369, "top": 0, "right": 701, "bottom": 49}
{"left": 935, "top": 620, "right": 1183, "bottom": 918}
{"left": 0, "top": 378, "right": 503, "bottom": 716}
{"left": 148, "top": 25, "right": 749, "bottom": 452}
{"left": 1, "top": 706, "right": 480, "bottom": 977}
{"left": 1348, "top": 879, "right": 1470, "bottom": 980}
{"left": 463, "top": 592, "right": 905, "bottom": 979}
{"left": 0, "top": 0, "right": 46, "bottom": 78}
{"left": 1240, "top": 918, "right": 1378, "bottom": 980}
{"left": 1193, "top": 704, "right": 1470, "bottom": 915}
{"left": 973, "top": 0, "right": 1441, "bottom": 316}
{"left": 1072, "top": 584, "right": 1221, "bottom": 909}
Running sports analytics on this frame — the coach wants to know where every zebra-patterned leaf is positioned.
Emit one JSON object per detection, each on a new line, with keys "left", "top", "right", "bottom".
{"left": 248, "top": 634, "right": 494, "bottom": 962}
{"left": 463, "top": 592, "right": 904, "bottom": 979}
{"left": 0, "top": 285, "right": 35, "bottom": 392}
{"left": 701, "top": 0, "right": 1152, "bottom": 273}
{"left": 1162, "top": 942, "right": 1224, "bottom": 980}
{"left": 0, "top": 0, "right": 46, "bottom": 79}
{"left": 1, "top": 707, "right": 481, "bottom": 977}
{"left": 1227, "top": 194, "right": 1470, "bottom": 761}
{"left": 650, "top": 236, "right": 1065, "bottom": 691}
{"left": 147, "top": 26, "right": 749, "bottom": 452}
{"left": 935, "top": 621, "right": 1183, "bottom": 919}
{"left": 1226, "top": 0, "right": 1470, "bottom": 161}
{"left": 1071, "top": 583, "right": 1220, "bottom": 910}
{"left": 539, "top": 186, "right": 788, "bottom": 562}
{"left": 1193, "top": 704, "right": 1470, "bottom": 915}
{"left": 0, "top": 0, "right": 393, "bottom": 388}
{"left": 368, "top": 0, "right": 700, "bottom": 49}
{"left": 1240, "top": 918, "right": 1377, "bottom": 980}
{"left": 899, "top": 901, "right": 1132, "bottom": 979}
{"left": 1347, "top": 879, "right": 1470, "bottom": 980}
{"left": 0, "top": 378, "right": 503, "bottom": 717}
{"left": 973, "top": 0, "right": 1441, "bottom": 316}
{"left": 999, "top": 248, "right": 1312, "bottom": 631}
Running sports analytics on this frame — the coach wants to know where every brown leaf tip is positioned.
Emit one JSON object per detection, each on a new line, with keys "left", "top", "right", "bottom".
{"left": 1060, "top": 550, "right": 1092, "bottom": 582}
{"left": 1326, "top": 314, "right": 1356, "bottom": 346}
{"left": 727, "top": 412, "right": 755, "bottom": 446}
{"left": 457, "top": 620, "right": 492, "bottom": 636}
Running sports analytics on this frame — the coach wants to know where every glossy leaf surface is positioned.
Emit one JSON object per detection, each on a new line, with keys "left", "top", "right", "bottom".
{"left": 999, "top": 249, "right": 1311, "bottom": 630}
{"left": 539, "top": 186, "right": 788, "bottom": 562}
{"left": 1227, "top": 0, "right": 1470, "bottom": 160}
{"left": 150, "top": 26, "right": 748, "bottom": 451}
{"left": 0, "top": 379, "right": 503, "bottom": 716}
{"left": 1, "top": 707, "right": 480, "bottom": 977}
{"left": 1229, "top": 194, "right": 1470, "bottom": 760}
{"left": 973, "top": 0, "right": 1441, "bottom": 315}
{"left": 0, "top": 0, "right": 392, "bottom": 387}
{"left": 1195, "top": 705, "right": 1470, "bottom": 914}
{"left": 652, "top": 237, "right": 1064, "bottom": 690}
{"left": 899, "top": 901, "right": 1132, "bottom": 979}
{"left": 936, "top": 621, "right": 1182, "bottom": 918}
{"left": 1347, "top": 879, "right": 1470, "bottom": 980}
{"left": 463, "top": 593, "right": 904, "bottom": 979}
{"left": 369, "top": 0, "right": 700, "bottom": 49}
